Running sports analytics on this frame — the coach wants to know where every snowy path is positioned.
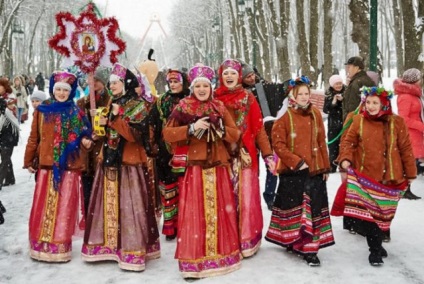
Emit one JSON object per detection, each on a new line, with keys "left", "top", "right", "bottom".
{"left": 1, "top": 112, "right": 424, "bottom": 284}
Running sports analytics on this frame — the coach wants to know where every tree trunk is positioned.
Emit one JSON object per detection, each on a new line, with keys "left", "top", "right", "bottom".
{"left": 269, "top": 0, "right": 290, "bottom": 81}
{"left": 392, "top": 0, "right": 404, "bottom": 76}
{"left": 348, "top": 0, "right": 370, "bottom": 66}
{"left": 256, "top": 0, "right": 270, "bottom": 80}
{"left": 0, "top": 0, "right": 26, "bottom": 56}
{"left": 241, "top": 16, "right": 250, "bottom": 64}
{"left": 402, "top": 0, "right": 421, "bottom": 69}
{"left": 322, "top": 0, "right": 333, "bottom": 90}
{"left": 296, "top": 0, "right": 312, "bottom": 78}
{"left": 227, "top": 0, "right": 241, "bottom": 59}
{"left": 27, "top": 0, "right": 46, "bottom": 74}
{"left": 309, "top": 0, "right": 319, "bottom": 87}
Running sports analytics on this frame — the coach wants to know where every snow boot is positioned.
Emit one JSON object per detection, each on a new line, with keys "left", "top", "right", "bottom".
{"left": 304, "top": 254, "right": 321, "bottom": 266}
{"left": 382, "top": 230, "right": 391, "bottom": 243}
{"left": 0, "top": 200, "right": 5, "bottom": 214}
{"left": 369, "top": 248, "right": 384, "bottom": 266}
{"left": 402, "top": 187, "right": 421, "bottom": 200}
{"left": 380, "top": 247, "right": 388, "bottom": 258}
{"left": 0, "top": 210, "right": 4, "bottom": 225}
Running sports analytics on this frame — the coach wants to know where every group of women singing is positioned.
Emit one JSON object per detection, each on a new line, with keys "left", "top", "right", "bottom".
{"left": 22, "top": 58, "right": 415, "bottom": 279}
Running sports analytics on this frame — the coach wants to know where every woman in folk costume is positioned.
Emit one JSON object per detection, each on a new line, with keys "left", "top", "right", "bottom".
{"left": 81, "top": 63, "right": 160, "bottom": 272}
{"left": 264, "top": 76, "right": 335, "bottom": 266}
{"left": 23, "top": 71, "right": 92, "bottom": 262}
{"left": 337, "top": 87, "right": 416, "bottom": 266}
{"left": 147, "top": 69, "right": 190, "bottom": 240}
{"left": 132, "top": 71, "right": 162, "bottom": 219}
{"left": 214, "top": 59, "right": 275, "bottom": 257}
{"left": 163, "top": 64, "right": 241, "bottom": 279}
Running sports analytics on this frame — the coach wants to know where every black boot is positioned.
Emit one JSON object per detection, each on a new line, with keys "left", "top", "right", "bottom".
{"left": 304, "top": 254, "right": 321, "bottom": 266}
{"left": 166, "top": 228, "right": 177, "bottom": 241}
{"left": 403, "top": 187, "right": 421, "bottom": 200}
{"left": 369, "top": 249, "right": 384, "bottom": 266}
{"left": 0, "top": 200, "right": 5, "bottom": 214}
{"left": 382, "top": 229, "right": 391, "bottom": 243}
{"left": 380, "top": 246, "right": 388, "bottom": 258}
{"left": 0, "top": 210, "right": 4, "bottom": 225}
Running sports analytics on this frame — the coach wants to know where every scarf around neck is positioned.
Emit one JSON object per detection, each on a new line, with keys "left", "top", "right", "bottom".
{"left": 38, "top": 99, "right": 91, "bottom": 190}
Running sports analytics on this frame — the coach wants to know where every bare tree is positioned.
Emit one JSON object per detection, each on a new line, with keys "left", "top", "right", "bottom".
{"left": 348, "top": 0, "right": 370, "bottom": 65}
{"left": 402, "top": 0, "right": 422, "bottom": 69}
{"left": 322, "top": 0, "right": 334, "bottom": 90}
{"left": 296, "top": 0, "right": 312, "bottom": 78}
{"left": 309, "top": 0, "right": 319, "bottom": 86}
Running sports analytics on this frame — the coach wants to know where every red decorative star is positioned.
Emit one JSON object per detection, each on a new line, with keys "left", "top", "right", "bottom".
{"left": 48, "top": 4, "right": 126, "bottom": 73}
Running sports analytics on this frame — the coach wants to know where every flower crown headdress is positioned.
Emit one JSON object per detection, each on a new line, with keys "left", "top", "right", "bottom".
{"left": 361, "top": 86, "right": 394, "bottom": 101}
{"left": 361, "top": 86, "right": 394, "bottom": 112}
{"left": 287, "top": 75, "right": 311, "bottom": 94}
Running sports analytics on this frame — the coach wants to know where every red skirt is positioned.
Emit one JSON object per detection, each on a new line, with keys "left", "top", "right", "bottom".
{"left": 29, "top": 169, "right": 84, "bottom": 262}
{"left": 176, "top": 165, "right": 241, "bottom": 278}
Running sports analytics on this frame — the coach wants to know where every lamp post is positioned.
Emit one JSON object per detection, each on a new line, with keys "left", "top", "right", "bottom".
{"left": 369, "top": 0, "right": 378, "bottom": 72}
{"left": 238, "top": 0, "right": 256, "bottom": 67}
{"left": 10, "top": 19, "right": 25, "bottom": 78}
{"left": 212, "top": 16, "right": 223, "bottom": 65}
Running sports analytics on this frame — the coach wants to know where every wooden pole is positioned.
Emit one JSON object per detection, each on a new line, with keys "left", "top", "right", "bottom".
{"left": 88, "top": 72, "right": 96, "bottom": 121}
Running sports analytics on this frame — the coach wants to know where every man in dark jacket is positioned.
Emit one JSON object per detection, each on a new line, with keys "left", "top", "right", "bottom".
{"left": 35, "top": 72, "right": 45, "bottom": 91}
{"left": 342, "top": 56, "right": 375, "bottom": 120}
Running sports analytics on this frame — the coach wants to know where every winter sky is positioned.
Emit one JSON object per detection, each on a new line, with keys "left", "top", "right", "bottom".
{"left": 93, "top": 0, "right": 174, "bottom": 39}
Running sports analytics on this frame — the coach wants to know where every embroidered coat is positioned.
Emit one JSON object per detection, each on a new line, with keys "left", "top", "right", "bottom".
{"left": 338, "top": 114, "right": 417, "bottom": 183}
{"left": 272, "top": 105, "right": 331, "bottom": 175}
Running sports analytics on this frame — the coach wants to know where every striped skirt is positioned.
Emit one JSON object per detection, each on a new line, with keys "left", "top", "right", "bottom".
{"left": 265, "top": 169, "right": 335, "bottom": 255}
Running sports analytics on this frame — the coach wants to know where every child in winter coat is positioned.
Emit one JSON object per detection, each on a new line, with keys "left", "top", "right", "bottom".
{"left": 338, "top": 86, "right": 416, "bottom": 266}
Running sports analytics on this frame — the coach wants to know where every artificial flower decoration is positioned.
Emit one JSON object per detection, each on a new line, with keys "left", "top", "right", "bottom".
{"left": 48, "top": 3, "right": 126, "bottom": 73}
{"left": 361, "top": 86, "right": 394, "bottom": 101}
{"left": 360, "top": 86, "right": 394, "bottom": 116}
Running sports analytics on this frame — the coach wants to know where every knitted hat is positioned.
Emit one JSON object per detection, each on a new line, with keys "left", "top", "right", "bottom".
{"left": 94, "top": 67, "right": 110, "bottom": 86}
{"left": 366, "top": 71, "right": 380, "bottom": 85}
{"left": 329, "top": 75, "right": 343, "bottom": 87}
{"left": 402, "top": 68, "right": 421, "bottom": 84}
{"left": 344, "top": 56, "right": 365, "bottom": 69}
{"left": 241, "top": 62, "right": 254, "bottom": 79}
{"left": 31, "top": 90, "right": 47, "bottom": 102}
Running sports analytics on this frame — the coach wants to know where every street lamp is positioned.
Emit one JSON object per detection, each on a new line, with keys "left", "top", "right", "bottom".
{"left": 10, "top": 19, "right": 25, "bottom": 78}
{"left": 212, "top": 17, "right": 220, "bottom": 33}
{"left": 369, "top": 0, "right": 378, "bottom": 71}
{"left": 238, "top": 0, "right": 245, "bottom": 15}
{"left": 238, "top": 0, "right": 256, "bottom": 67}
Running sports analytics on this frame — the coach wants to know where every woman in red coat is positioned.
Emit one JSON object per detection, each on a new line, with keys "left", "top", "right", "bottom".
{"left": 394, "top": 68, "right": 422, "bottom": 199}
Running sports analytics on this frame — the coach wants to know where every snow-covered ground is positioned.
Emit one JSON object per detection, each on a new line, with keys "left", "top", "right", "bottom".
{"left": 1, "top": 92, "right": 424, "bottom": 284}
